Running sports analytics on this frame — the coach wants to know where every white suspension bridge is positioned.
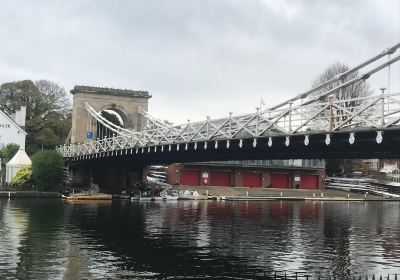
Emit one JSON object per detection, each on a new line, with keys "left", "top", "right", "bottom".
{"left": 58, "top": 42, "right": 400, "bottom": 161}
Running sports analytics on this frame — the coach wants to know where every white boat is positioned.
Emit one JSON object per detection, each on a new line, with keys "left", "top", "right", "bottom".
{"left": 130, "top": 189, "right": 177, "bottom": 202}
{"left": 130, "top": 196, "right": 164, "bottom": 202}
{"left": 178, "top": 190, "right": 200, "bottom": 200}
{"left": 160, "top": 190, "right": 179, "bottom": 200}
{"left": 163, "top": 195, "right": 178, "bottom": 200}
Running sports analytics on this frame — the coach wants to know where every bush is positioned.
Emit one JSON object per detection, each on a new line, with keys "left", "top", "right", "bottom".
{"left": 31, "top": 150, "right": 64, "bottom": 191}
{"left": 10, "top": 166, "right": 32, "bottom": 186}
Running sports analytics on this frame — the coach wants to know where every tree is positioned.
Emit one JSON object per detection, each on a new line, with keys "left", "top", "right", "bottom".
{"left": 0, "top": 143, "right": 20, "bottom": 182}
{"left": 34, "top": 80, "right": 71, "bottom": 114}
{"left": 0, "top": 80, "right": 42, "bottom": 120}
{"left": 312, "top": 62, "right": 371, "bottom": 99}
{"left": 0, "top": 80, "right": 71, "bottom": 154}
{"left": 10, "top": 166, "right": 32, "bottom": 186}
{"left": 35, "top": 128, "right": 60, "bottom": 150}
{"left": 311, "top": 62, "right": 372, "bottom": 125}
{"left": 0, "top": 143, "right": 20, "bottom": 164}
{"left": 0, "top": 80, "right": 70, "bottom": 118}
{"left": 31, "top": 150, "right": 64, "bottom": 191}
{"left": 311, "top": 62, "right": 372, "bottom": 175}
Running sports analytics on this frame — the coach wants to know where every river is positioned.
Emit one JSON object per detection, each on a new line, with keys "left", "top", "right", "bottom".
{"left": 0, "top": 199, "right": 399, "bottom": 279}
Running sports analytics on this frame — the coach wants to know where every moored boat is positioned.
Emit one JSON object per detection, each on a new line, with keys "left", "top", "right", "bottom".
{"left": 63, "top": 193, "right": 112, "bottom": 200}
{"left": 178, "top": 189, "right": 200, "bottom": 200}
{"left": 130, "top": 196, "right": 164, "bottom": 202}
{"left": 160, "top": 189, "right": 179, "bottom": 200}
{"left": 130, "top": 189, "right": 179, "bottom": 202}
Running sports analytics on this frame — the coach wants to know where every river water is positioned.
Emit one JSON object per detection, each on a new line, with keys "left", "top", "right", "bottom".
{"left": 0, "top": 199, "right": 399, "bottom": 279}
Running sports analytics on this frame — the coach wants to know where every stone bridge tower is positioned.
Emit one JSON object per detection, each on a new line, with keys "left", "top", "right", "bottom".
{"left": 70, "top": 86, "right": 151, "bottom": 143}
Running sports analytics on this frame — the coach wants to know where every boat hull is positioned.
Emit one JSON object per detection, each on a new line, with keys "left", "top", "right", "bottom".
{"left": 64, "top": 194, "right": 112, "bottom": 201}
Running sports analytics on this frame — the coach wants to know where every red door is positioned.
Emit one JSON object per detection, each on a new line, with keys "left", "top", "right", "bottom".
{"left": 271, "top": 173, "right": 289, "bottom": 188}
{"left": 210, "top": 171, "right": 231, "bottom": 186}
{"left": 242, "top": 172, "right": 262, "bottom": 188}
{"left": 180, "top": 170, "right": 200, "bottom": 186}
{"left": 300, "top": 174, "right": 319, "bottom": 189}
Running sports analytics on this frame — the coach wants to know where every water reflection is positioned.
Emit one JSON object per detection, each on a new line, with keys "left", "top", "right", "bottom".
{"left": 0, "top": 199, "right": 399, "bottom": 279}
{"left": 0, "top": 200, "right": 29, "bottom": 275}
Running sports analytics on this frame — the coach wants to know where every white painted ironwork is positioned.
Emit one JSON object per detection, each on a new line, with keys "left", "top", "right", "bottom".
{"left": 57, "top": 43, "right": 400, "bottom": 159}
{"left": 58, "top": 92, "right": 400, "bottom": 158}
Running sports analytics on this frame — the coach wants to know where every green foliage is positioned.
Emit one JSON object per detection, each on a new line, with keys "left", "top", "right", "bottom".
{"left": 10, "top": 166, "right": 32, "bottom": 186}
{"left": 0, "top": 80, "right": 71, "bottom": 155}
{"left": 0, "top": 143, "right": 20, "bottom": 183}
{"left": 0, "top": 143, "right": 20, "bottom": 164}
{"left": 0, "top": 80, "right": 41, "bottom": 119}
{"left": 31, "top": 150, "right": 64, "bottom": 191}
{"left": 35, "top": 128, "right": 60, "bottom": 149}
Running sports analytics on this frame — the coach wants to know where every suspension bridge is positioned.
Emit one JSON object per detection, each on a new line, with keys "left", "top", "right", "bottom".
{"left": 58, "top": 42, "right": 400, "bottom": 166}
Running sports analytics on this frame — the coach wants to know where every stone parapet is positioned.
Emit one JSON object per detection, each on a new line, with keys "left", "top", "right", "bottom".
{"left": 71, "top": 85, "right": 151, "bottom": 98}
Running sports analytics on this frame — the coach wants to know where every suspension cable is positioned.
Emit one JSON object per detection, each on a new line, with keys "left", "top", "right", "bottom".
{"left": 270, "top": 42, "right": 400, "bottom": 110}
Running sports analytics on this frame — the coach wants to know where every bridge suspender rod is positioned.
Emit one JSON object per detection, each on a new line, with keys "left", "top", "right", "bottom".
{"left": 84, "top": 102, "right": 135, "bottom": 135}
{"left": 334, "top": 42, "right": 400, "bottom": 81}
{"left": 86, "top": 107, "right": 123, "bottom": 135}
{"left": 85, "top": 104, "right": 133, "bottom": 135}
{"left": 138, "top": 107, "right": 172, "bottom": 130}
{"left": 89, "top": 113, "right": 123, "bottom": 137}
{"left": 269, "top": 42, "right": 400, "bottom": 110}
{"left": 361, "top": 53, "right": 400, "bottom": 78}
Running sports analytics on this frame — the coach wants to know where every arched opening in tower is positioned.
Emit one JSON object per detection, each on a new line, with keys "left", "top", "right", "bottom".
{"left": 96, "top": 109, "right": 125, "bottom": 139}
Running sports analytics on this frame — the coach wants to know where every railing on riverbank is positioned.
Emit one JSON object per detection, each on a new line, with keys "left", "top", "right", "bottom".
{"left": 326, "top": 176, "right": 400, "bottom": 198}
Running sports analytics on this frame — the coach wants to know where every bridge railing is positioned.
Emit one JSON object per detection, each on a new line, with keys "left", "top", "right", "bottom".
{"left": 57, "top": 93, "right": 400, "bottom": 158}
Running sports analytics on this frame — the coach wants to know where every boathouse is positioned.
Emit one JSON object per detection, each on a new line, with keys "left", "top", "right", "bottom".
{"left": 166, "top": 160, "right": 326, "bottom": 190}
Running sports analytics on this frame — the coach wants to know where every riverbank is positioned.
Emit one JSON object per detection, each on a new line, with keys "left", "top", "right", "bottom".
{"left": 0, "top": 191, "right": 61, "bottom": 198}
{"left": 181, "top": 185, "right": 398, "bottom": 201}
{"left": 0, "top": 187, "right": 397, "bottom": 201}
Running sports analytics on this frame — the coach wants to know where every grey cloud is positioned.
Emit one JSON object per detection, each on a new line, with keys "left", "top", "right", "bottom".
{"left": 0, "top": 0, "right": 399, "bottom": 123}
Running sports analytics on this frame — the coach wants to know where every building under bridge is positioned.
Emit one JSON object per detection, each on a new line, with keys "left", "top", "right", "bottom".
{"left": 166, "top": 159, "right": 325, "bottom": 189}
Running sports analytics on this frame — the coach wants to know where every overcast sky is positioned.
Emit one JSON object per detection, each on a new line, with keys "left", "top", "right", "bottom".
{"left": 1, "top": 0, "right": 399, "bottom": 124}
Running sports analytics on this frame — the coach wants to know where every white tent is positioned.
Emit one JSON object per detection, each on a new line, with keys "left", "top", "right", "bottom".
{"left": 5, "top": 148, "right": 31, "bottom": 183}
